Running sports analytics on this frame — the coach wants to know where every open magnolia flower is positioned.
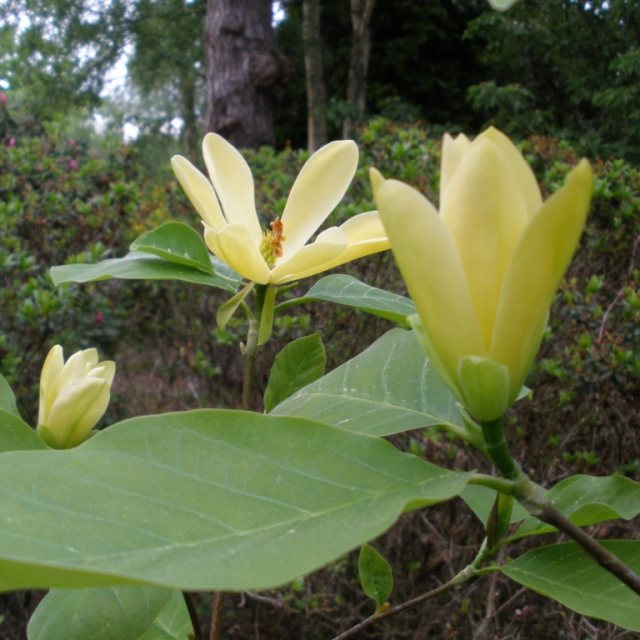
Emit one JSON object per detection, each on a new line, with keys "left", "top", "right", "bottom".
{"left": 171, "top": 134, "right": 389, "bottom": 285}
{"left": 37, "top": 345, "right": 115, "bottom": 449}
{"left": 372, "top": 127, "right": 592, "bottom": 422}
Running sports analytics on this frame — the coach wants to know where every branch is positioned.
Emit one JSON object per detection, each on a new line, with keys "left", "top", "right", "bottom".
{"left": 535, "top": 497, "right": 640, "bottom": 596}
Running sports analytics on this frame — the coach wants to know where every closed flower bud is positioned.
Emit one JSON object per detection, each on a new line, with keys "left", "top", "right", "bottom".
{"left": 37, "top": 345, "right": 115, "bottom": 449}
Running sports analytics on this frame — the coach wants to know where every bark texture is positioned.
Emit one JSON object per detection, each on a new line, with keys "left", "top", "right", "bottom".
{"left": 204, "top": 0, "right": 287, "bottom": 148}
{"left": 343, "top": 0, "right": 376, "bottom": 139}
{"left": 302, "top": 0, "right": 327, "bottom": 151}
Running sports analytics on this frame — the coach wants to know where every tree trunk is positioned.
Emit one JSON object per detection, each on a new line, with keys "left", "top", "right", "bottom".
{"left": 302, "top": 0, "right": 327, "bottom": 151}
{"left": 204, "top": 0, "right": 286, "bottom": 148}
{"left": 178, "top": 72, "right": 199, "bottom": 160}
{"left": 343, "top": 0, "right": 376, "bottom": 139}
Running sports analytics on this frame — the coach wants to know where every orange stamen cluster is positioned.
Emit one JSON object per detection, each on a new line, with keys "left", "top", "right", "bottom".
{"left": 260, "top": 217, "right": 286, "bottom": 267}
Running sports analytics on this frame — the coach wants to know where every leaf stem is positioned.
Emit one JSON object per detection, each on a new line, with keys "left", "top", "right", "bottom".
{"left": 242, "top": 318, "right": 259, "bottom": 410}
{"left": 183, "top": 592, "right": 204, "bottom": 640}
{"left": 480, "top": 418, "right": 521, "bottom": 480}
{"left": 467, "top": 473, "right": 516, "bottom": 495}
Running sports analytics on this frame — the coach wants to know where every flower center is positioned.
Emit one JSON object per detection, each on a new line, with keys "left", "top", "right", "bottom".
{"left": 260, "top": 217, "right": 286, "bottom": 268}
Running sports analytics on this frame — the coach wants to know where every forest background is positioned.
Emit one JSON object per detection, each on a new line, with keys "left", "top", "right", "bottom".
{"left": 0, "top": 0, "right": 639, "bottom": 638}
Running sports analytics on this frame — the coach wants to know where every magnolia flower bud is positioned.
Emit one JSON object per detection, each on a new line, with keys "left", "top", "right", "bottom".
{"left": 37, "top": 345, "right": 115, "bottom": 449}
{"left": 373, "top": 127, "right": 592, "bottom": 422}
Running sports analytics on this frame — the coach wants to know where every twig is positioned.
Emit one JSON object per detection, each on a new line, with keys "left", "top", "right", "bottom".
{"left": 209, "top": 591, "right": 224, "bottom": 640}
{"left": 473, "top": 564, "right": 499, "bottom": 639}
{"left": 536, "top": 500, "right": 640, "bottom": 596}
{"left": 331, "top": 561, "right": 486, "bottom": 639}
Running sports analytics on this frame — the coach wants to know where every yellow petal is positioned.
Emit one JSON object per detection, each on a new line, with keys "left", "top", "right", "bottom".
{"left": 47, "top": 377, "right": 110, "bottom": 448}
{"left": 58, "top": 349, "right": 99, "bottom": 390}
{"left": 280, "top": 140, "right": 358, "bottom": 259}
{"left": 440, "top": 137, "right": 529, "bottom": 348}
{"left": 93, "top": 361, "right": 116, "bottom": 386}
{"left": 270, "top": 227, "right": 347, "bottom": 284}
{"left": 408, "top": 314, "right": 463, "bottom": 401}
{"left": 296, "top": 211, "right": 390, "bottom": 277}
{"left": 490, "top": 160, "right": 593, "bottom": 399}
{"left": 338, "top": 210, "right": 387, "bottom": 242}
{"left": 171, "top": 156, "right": 226, "bottom": 230}
{"left": 39, "top": 345, "right": 64, "bottom": 425}
{"left": 202, "top": 223, "right": 228, "bottom": 264}
{"left": 440, "top": 133, "right": 471, "bottom": 202}
{"left": 476, "top": 127, "right": 542, "bottom": 217}
{"left": 202, "top": 133, "right": 262, "bottom": 238}
{"left": 213, "top": 222, "right": 272, "bottom": 284}
{"left": 374, "top": 177, "right": 486, "bottom": 383}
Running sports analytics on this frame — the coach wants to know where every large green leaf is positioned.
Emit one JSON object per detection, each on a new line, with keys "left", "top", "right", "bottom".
{"left": 501, "top": 541, "right": 640, "bottom": 631}
{"left": 0, "top": 373, "right": 20, "bottom": 417}
{"left": 279, "top": 274, "right": 415, "bottom": 325}
{"left": 27, "top": 586, "right": 191, "bottom": 640}
{"left": 513, "top": 474, "right": 640, "bottom": 539}
{"left": 129, "top": 222, "right": 215, "bottom": 273}
{"left": 264, "top": 333, "right": 326, "bottom": 412}
{"left": 272, "top": 329, "right": 466, "bottom": 438}
{"left": 51, "top": 253, "right": 238, "bottom": 291}
{"left": 0, "top": 409, "right": 46, "bottom": 452}
{"left": 0, "top": 410, "right": 469, "bottom": 592}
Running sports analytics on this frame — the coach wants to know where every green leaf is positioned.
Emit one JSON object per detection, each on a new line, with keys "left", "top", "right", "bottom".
{"left": 216, "top": 282, "right": 254, "bottom": 329}
{"left": 514, "top": 474, "right": 640, "bottom": 539}
{"left": 461, "top": 485, "right": 529, "bottom": 526}
{"left": 0, "top": 409, "right": 47, "bottom": 452}
{"left": 264, "top": 334, "right": 326, "bottom": 412}
{"left": 500, "top": 541, "right": 640, "bottom": 631}
{"left": 279, "top": 274, "right": 415, "bottom": 325}
{"left": 359, "top": 544, "right": 393, "bottom": 610}
{"left": 0, "top": 374, "right": 20, "bottom": 417}
{"left": 27, "top": 586, "right": 191, "bottom": 640}
{"left": 257, "top": 283, "right": 276, "bottom": 346}
{"left": 129, "top": 222, "right": 215, "bottom": 273}
{"left": 0, "top": 410, "right": 469, "bottom": 592}
{"left": 51, "top": 253, "right": 238, "bottom": 292}
{"left": 272, "top": 329, "right": 467, "bottom": 439}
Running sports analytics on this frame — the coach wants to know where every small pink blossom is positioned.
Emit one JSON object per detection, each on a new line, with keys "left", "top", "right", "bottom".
{"left": 95, "top": 312, "right": 105, "bottom": 325}
{"left": 68, "top": 159, "right": 79, "bottom": 171}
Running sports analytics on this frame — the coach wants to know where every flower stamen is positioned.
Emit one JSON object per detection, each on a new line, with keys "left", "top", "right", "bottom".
{"left": 260, "top": 217, "right": 286, "bottom": 267}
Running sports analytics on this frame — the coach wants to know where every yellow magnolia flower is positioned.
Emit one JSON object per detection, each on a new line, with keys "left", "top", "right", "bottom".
{"left": 488, "top": 0, "right": 521, "bottom": 11}
{"left": 372, "top": 127, "right": 592, "bottom": 421}
{"left": 171, "top": 134, "right": 389, "bottom": 285}
{"left": 37, "top": 345, "right": 115, "bottom": 449}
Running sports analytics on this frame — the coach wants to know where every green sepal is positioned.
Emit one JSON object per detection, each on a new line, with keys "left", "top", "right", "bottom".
{"left": 216, "top": 282, "right": 255, "bottom": 329}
